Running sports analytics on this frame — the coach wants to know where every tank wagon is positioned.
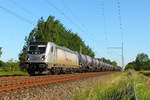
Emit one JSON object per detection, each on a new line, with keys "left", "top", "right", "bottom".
{"left": 25, "top": 42, "right": 120, "bottom": 75}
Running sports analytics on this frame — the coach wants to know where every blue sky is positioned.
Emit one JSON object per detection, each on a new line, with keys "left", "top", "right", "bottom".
{"left": 0, "top": 0, "right": 150, "bottom": 66}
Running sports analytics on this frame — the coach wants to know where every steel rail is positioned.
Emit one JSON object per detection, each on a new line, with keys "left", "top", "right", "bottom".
{"left": 0, "top": 72, "right": 113, "bottom": 92}
{"left": 0, "top": 74, "right": 83, "bottom": 87}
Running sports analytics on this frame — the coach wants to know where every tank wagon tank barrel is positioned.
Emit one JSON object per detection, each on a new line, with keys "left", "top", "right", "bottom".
{"left": 24, "top": 42, "right": 121, "bottom": 75}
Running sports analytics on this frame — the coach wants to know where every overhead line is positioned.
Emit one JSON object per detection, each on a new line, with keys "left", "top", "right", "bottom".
{"left": 60, "top": 0, "right": 97, "bottom": 52}
{"left": 101, "top": 0, "right": 108, "bottom": 41}
{"left": 0, "top": 5, "right": 34, "bottom": 25}
{"left": 44, "top": 0, "right": 85, "bottom": 33}
{"left": 60, "top": 0, "right": 89, "bottom": 32}
{"left": 117, "top": 0, "right": 124, "bottom": 43}
{"left": 7, "top": 0, "right": 35, "bottom": 17}
{"left": 116, "top": 0, "right": 124, "bottom": 69}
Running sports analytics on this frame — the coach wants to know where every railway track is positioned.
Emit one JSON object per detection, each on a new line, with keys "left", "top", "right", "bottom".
{"left": 0, "top": 72, "right": 114, "bottom": 92}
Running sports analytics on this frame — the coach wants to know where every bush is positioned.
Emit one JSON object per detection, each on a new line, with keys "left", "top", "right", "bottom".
{"left": 0, "top": 60, "right": 20, "bottom": 72}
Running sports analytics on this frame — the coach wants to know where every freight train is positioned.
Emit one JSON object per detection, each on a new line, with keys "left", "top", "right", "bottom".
{"left": 24, "top": 42, "right": 121, "bottom": 75}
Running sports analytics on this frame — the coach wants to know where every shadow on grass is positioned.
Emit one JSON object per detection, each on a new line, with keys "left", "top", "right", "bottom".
{"left": 140, "top": 72, "right": 150, "bottom": 77}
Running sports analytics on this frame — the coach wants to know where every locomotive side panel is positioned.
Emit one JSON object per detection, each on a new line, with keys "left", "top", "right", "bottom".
{"left": 55, "top": 48, "right": 79, "bottom": 68}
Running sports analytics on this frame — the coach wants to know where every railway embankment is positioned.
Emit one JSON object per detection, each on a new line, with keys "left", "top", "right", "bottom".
{"left": 72, "top": 70, "right": 150, "bottom": 100}
{"left": 1, "top": 71, "right": 149, "bottom": 100}
{"left": 0, "top": 72, "right": 114, "bottom": 100}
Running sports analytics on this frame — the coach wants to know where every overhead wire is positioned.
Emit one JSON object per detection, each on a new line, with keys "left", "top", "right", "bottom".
{"left": 116, "top": 0, "right": 125, "bottom": 68}
{"left": 44, "top": 0, "right": 97, "bottom": 55}
{"left": 0, "top": 5, "right": 34, "bottom": 25}
{"left": 60, "top": 0, "right": 89, "bottom": 32}
{"left": 59, "top": 0, "right": 96, "bottom": 53}
{"left": 101, "top": 0, "right": 108, "bottom": 41}
{"left": 7, "top": 0, "right": 36, "bottom": 17}
{"left": 117, "top": 0, "right": 124, "bottom": 43}
{"left": 99, "top": 0, "right": 111, "bottom": 59}
{"left": 44, "top": 0, "right": 85, "bottom": 33}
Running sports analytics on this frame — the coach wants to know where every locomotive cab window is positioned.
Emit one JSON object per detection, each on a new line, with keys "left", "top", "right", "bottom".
{"left": 28, "top": 45, "right": 46, "bottom": 54}
{"left": 38, "top": 47, "right": 46, "bottom": 53}
{"left": 29, "top": 46, "right": 37, "bottom": 51}
{"left": 38, "top": 45, "right": 46, "bottom": 54}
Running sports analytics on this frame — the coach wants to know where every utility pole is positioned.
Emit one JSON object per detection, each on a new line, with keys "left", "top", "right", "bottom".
{"left": 108, "top": 43, "right": 124, "bottom": 70}
{"left": 121, "top": 42, "right": 124, "bottom": 70}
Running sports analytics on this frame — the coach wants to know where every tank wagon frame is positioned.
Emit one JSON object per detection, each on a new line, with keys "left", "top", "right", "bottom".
{"left": 24, "top": 42, "right": 121, "bottom": 75}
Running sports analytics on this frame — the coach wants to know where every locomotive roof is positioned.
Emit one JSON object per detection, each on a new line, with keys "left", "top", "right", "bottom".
{"left": 29, "top": 42, "right": 48, "bottom": 45}
{"left": 54, "top": 43, "right": 78, "bottom": 54}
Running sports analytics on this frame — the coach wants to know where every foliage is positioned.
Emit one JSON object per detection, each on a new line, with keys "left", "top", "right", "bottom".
{"left": 72, "top": 72, "right": 134, "bottom": 100}
{"left": 19, "top": 16, "right": 95, "bottom": 69}
{"left": 0, "top": 60, "right": 5, "bottom": 68}
{"left": 140, "top": 71, "right": 150, "bottom": 77}
{"left": 0, "top": 59, "right": 21, "bottom": 72}
{"left": 125, "top": 53, "right": 150, "bottom": 71}
{"left": 72, "top": 71, "right": 150, "bottom": 100}
{"left": 98, "top": 57, "right": 118, "bottom": 67}
{"left": 0, "top": 47, "right": 2, "bottom": 58}
{"left": 0, "top": 71, "right": 28, "bottom": 76}
{"left": 135, "top": 53, "right": 149, "bottom": 62}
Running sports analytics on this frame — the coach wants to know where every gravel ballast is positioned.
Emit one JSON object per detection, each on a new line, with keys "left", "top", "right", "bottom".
{"left": 0, "top": 73, "right": 114, "bottom": 100}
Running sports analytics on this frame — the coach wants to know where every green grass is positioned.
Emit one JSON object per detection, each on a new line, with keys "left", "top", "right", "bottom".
{"left": 72, "top": 71, "right": 150, "bottom": 100}
{"left": 133, "top": 71, "right": 150, "bottom": 100}
{"left": 0, "top": 71, "right": 28, "bottom": 76}
{"left": 140, "top": 70, "right": 150, "bottom": 77}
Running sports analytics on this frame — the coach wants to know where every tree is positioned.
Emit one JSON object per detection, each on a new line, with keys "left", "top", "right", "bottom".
{"left": 0, "top": 47, "right": 2, "bottom": 58}
{"left": 111, "top": 61, "right": 118, "bottom": 67}
{"left": 125, "top": 61, "right": 136, "bottom": 70}
{"left": 125, "top": 53, "right": 150, "bottom": 71}
{"left": 136, "top": 53, "right": 149, "bottom": 62}
{"left": 97, "top": 57, "right": 118, "bottom": 67}
{"left": 0, "top": 47, "right": 3, "bottom": 68}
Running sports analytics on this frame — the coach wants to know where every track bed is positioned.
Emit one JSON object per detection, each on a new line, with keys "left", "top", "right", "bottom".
{"left": 0, "top": 72, "right": 116, "bottom": 100}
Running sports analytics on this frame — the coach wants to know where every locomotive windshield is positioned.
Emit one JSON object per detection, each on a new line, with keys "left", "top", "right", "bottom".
{"left": 28, "top": 45, "right": 46, "bottom": 54}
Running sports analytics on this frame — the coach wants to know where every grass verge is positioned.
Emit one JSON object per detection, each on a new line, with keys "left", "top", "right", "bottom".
{"left": 72, "top": 71, "right": 150, "bottom": 100}
{"left": 0, "top": 71, "right": 28, "bottom": 76}
{"left": 140, "top": 70, "right": 150, "bottom": 77}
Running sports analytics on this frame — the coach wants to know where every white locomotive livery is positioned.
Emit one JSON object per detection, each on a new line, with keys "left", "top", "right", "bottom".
{"left": 25, "top": 42, "right": 120, "bottom": 75}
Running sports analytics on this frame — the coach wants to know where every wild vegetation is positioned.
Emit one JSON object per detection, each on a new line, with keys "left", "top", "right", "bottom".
{"left": 0, "top": 47, "right": 28, "bottom": 75}
{"left": 98, "top": 57, "right": 118, "bottom": 67}
{"left": 72, "top": 71, "right": 150, "bottom": 100}
{"left": 125, "top": 53, "right": 150, "bottom": 70}
{"left": 0, "top": 58, "right": 28, "bottom": 75}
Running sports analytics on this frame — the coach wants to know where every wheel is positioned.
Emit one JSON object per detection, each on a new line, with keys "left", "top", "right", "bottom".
{"left": 27, "top": 69, "right": 35, "bottom": 76}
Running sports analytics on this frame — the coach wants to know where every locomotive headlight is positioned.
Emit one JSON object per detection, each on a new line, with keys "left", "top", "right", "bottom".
{"left": 41, "top": 55, "right": 45, "bottom": 61}
{"left": 27, "top": 57, "right": 30, "bottom": 61}
{"left": 26, "top": 56, "right": 30, "bottom": 61}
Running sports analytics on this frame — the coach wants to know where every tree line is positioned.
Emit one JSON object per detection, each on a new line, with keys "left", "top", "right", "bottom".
{"left": 0, "top": 48, "right": 20, "bottom": 72}
{"left": 98, "top": 58, "right": 118, "bottom": 67}
{"left": 125, "top": 53, "right": 150, "bottom": 70}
